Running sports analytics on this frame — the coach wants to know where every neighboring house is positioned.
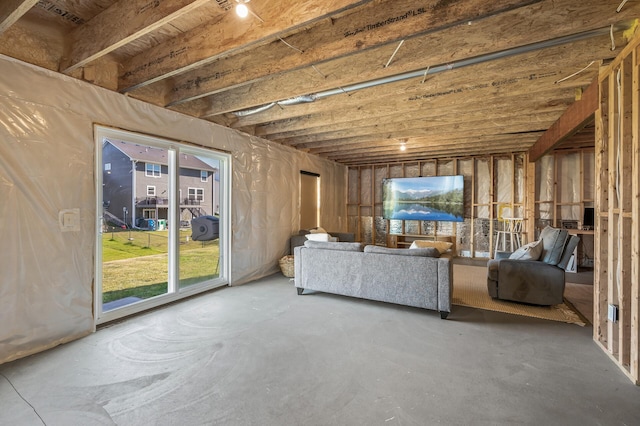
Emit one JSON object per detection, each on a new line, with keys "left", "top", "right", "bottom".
{"left": 102, "top": 139, "right": 219, "bottom": 229}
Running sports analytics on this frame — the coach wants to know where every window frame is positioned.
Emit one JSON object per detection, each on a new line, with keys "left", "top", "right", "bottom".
{"left": 145, "top": 162, "right": 161, "bottom": 177}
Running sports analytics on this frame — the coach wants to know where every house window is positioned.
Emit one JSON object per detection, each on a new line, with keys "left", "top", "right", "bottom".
{"left": 188, "top": 187, "right": 204, "bottom": 201}
{"left": 143, "top": 209, "right": 156, "bottom": 219}
{"left": 104, "top": 163, "right": 111, "bottom": 171}
{"left": 145, "top": 163, "right": 161, "bottom": 177}
{"left": 201, "top": 170, "right": 208, "bottom": 182}
{"left": 147, "top": 185, "right": 156, "bottom": 196}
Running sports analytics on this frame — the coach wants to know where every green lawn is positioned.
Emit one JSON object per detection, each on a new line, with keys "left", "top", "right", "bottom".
{"left": 102, "top": 230, "right": 219, "bottom": 303}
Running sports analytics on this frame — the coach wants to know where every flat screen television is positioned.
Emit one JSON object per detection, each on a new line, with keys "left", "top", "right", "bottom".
{"left": 382, "top": 175, "right": 464, "bottom": 222}
{"left": 583, "top": 207, "right": 594, "bottom": 229}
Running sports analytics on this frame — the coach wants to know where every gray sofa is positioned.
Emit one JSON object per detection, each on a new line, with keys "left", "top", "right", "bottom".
{"left": 294, "top": 241, "right": 453, "bottom": 319}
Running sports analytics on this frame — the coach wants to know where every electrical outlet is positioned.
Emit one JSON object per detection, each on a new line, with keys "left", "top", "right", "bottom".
{"left": 608, "top": 304, "right": 619, "bottom": 323}
{"left": 59, "top": 208, "right": 80, "bottom": 232}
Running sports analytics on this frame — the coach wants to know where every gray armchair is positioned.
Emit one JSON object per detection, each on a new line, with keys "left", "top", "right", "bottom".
{"left": 487, "top": 226, "right": 580, "bottom": 305}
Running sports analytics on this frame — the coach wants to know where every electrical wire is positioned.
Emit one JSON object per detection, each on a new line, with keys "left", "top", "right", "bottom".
{"left": 554, "top": 61, "right": 596, "bottom": 84}
{"left": 278, "top": 37, "right": 303, "bottom": 53}
{"left": 610, "top": 24, "right": 616, "bottom": 50}
{"left": 615, "top": 69, "right": 623, "bottom": 299}
{"left": 617, "top": 0, "right": 629, "bottom": 13}
{"left": 420, "top": 66, "right": 430, "bottom": 84}
{"left": 384, "top": 40, "right": 404, "bottom": 68}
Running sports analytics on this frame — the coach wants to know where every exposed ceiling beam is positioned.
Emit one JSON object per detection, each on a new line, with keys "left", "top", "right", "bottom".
{"left": 250, "top": 70, "right": 593, "bottom": 139}
{"left": 62, "top": 0, "right": 212, "bottom": 73}
{"left": 333, "top": 144, "right": 529, "bottom": 165}
{"left": 164, "top": 0, "right": 539, "bottom": 106}
{"left": 308, "top": 133, "right": 541, "bottom": 155}
{"left": 118, "top": 0, "right": 372, "bottom": 91}
{"left": 235, "top": 33, "right": 612, "bottom": 131}
{"left": 198, "top": 0, "right": 635, "bottom": 117}
{"left": 272, "top": 104, "right": 569, "bottom": 147}
{"left": 528, "top": 77, "right": 599, "bottom": 162}
{"left": 0, "top": 0, "right": 37, "bottom": 35}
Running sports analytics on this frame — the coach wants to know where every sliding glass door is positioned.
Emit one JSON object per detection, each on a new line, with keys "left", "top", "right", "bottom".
{"left": 95, "top": 126, "right": 230, "bottom": 324}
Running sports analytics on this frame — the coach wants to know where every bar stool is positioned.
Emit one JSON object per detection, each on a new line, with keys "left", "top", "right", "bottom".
{"left": 494, "top": 217, "right": 524, "bottom": 257}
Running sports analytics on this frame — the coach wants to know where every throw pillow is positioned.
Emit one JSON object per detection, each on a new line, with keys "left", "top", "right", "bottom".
{"left": 508, "top": 240, "right": 543, "bottom": 261}
{"left": 409, "top": 240, "right": 453, "bottom": 254}
{"left": 305, "top": 233, "right": 330, "bottom": 242}
{"left": 309, "top": 227, "right": 328, "bottom": 234}
{"left": 364, "top": 245, "right": 440, "bottom": 257}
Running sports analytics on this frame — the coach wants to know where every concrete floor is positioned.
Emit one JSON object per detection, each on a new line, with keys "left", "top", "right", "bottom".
{"left": 1, "top": 272, "right": 639, "bottom": 425}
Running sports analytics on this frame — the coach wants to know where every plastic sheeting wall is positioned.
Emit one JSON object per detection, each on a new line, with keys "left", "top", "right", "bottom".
{"left": 0, "top": 56, "right": 347, "bottom": 364}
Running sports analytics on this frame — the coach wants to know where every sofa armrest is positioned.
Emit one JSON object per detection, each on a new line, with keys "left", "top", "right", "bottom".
{"left": 437, "top": 257, "right": 453, "bottom": 313}
{"left": 494, "top": 251, "right": 512, "bottom": 260}
{"left": 496, "top": 259, "right": 565, "bottom": 305}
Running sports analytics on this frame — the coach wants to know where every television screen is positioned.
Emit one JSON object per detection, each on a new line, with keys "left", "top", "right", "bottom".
{"left": 583, "top": 207, "right": 594, "bottom": 228}
{"left": 382, "top": 175, "right": 464, "bottom": 222}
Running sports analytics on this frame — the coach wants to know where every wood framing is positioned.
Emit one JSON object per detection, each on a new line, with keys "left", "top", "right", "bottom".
{"left": 528, "top": 78, "right": 599, "bottom": 162}
{"left": 0, "top": 0, "right": 37, "bottom": 35}
{"left": 595, "top": 30, "right": 640, "bottom": 385}
{"left": 347, "top": 153, "right": 527, "bottom": 258}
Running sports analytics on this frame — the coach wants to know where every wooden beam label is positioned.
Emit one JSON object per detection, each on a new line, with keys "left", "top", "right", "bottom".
{"left": 213, "top": 0, "right": 233, "bottom": 11}
{"left": 137, "top": 1, "right": 161, "bottom": 15}
{"left": 123, "top": 46, "right": 190, "bottom": 80}
{"left": 173, "top": 68, "right": 237, "bottom": 94}
{"left": 344, "top": 7, "right": 427, "bottom": 37}
{"left": 36, "top": 0, "right": 85, "bottom": 25}
{"left": 408, "top": 71, "right": 560, "bottom": 101}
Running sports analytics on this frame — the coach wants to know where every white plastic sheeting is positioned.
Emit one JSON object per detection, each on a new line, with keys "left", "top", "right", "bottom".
{"left": 0, "top": 56, "right": 346, "bottom": 364}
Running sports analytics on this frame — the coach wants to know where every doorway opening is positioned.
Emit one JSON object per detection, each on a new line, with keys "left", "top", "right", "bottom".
{"left": 300, "top": 171, "right": 320, "bottom": 230}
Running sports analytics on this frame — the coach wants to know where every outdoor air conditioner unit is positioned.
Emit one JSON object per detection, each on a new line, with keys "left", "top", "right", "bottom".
{"left": 191, "top": 215, "right": 219, "bottom": 241}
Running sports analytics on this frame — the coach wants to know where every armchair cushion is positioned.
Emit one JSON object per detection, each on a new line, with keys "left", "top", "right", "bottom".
{"left": 557, "top": 235, "right": 580, "bottom": 270}
{"left": 539, "top": 226, "right": 569, "bottom": 266}
{"left": 508, "top": 240, "right": 543, "bottom": 261}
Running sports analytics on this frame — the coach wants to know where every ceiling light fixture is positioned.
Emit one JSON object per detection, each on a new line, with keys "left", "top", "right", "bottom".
{"left": 235, "top": 0, "right": 250, "bottom": 18}
{"left": 399, "top": 140, "right": 407, "bottom": 151}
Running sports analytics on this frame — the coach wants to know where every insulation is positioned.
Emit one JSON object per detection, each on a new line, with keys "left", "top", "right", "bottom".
{"left": 0, "top": 56, "right": 347, "bottom": 364}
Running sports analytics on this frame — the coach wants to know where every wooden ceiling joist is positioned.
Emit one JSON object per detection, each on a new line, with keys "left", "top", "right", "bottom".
{"left": 198, "top": 0, "right": 634, "bottom": 117}
{"left": 528, "top": 77, "right": 599, "bottom": 162}
{"left": 0, "top": 0, "right": 38, "bottom": 34}
{"left": 164, "top": 0, "right": 539, "bottom": 106}
{"left": 62, "top": 0, "right": 212, "bottom": 73}
{"left": 1, "top": 0, "right": 636, "bottom": 164}
{"left": 118, "top": 0, "right": 371, "bottom": 91}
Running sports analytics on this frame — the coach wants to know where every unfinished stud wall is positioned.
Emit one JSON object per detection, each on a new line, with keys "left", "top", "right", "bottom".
{"left": 347, "top": 154, "right": 528, "bottom": 257}
{"left": 594, "top": 32, "right": 640, "bottom": 384}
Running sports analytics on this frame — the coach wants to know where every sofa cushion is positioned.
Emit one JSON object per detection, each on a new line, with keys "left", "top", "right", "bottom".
{"left": 508, "top": 240, "right": 543, "bottom": 261}
{"left": 364, "top": 245, "right": 440, "bottom": 257}
{"left": 539, "top": 226, "right": 569, "bottom": 265}
{"left": 409, "top": 240, "right": 453, "bottom": 254}
{"left": 303, "top": 240, "right": 363, "bottom": 251}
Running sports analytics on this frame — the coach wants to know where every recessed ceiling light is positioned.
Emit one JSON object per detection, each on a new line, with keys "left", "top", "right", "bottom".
{"left": 235, "top": 0, "right": 250, "bottom": 18}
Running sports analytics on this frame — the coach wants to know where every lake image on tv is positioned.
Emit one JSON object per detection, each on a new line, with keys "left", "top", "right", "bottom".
{"left": 382, "top": 176, "right": 464, "bottom": 222}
